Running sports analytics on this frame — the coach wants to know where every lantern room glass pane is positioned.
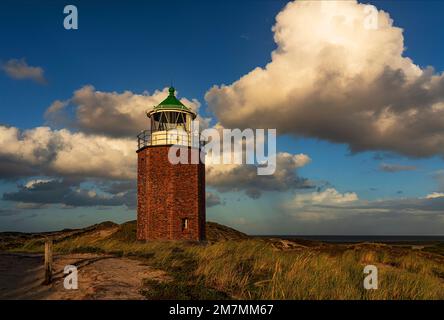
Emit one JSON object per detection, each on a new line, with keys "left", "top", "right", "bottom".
{"left": 151, "top": 111, "right": 190, "bottom": 132}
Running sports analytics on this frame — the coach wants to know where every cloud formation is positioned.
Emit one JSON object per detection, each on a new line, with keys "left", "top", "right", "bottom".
{"left": 206, "top": 192, "right": 223, "bottom": 207}
{"left": 425, "top": 192, "right": 444, "bottom": 199}
{"left": 289, "top": 188, "right": 358, "bottom": 208}
{"left": 206, "top": 0, "right": 444, "bottom": 158}
{"left": 206, "top": 152, "right": 312, "bottom": 198}
{"left": 3, "top": 179, "right": 135, "bottom": 208}
{"left": 45, "top": 86, "right": 209, "bottom": 138}
{"left": 0, "top": 123, "right": 313, "bottom": 205}
{"left": 379, "top": 163, "right": 417, "bottom": 172}
{"left": 275, "top": 188, "right": 444, "bottom": 234}
{"left": 0, "top": 125, "right": 135, "bottom": 180}
{"left": 2, "top": 58, "right": 46, "bottom": 84}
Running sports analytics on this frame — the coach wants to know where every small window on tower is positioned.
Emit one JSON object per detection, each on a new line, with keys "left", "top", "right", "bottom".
{"left": 181, "top": 218, "right": 188, "bottom": 231}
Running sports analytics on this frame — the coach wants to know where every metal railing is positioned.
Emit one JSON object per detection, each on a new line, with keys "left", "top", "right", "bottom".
{"left": 137, "top": 130, "right": 204, "bottom": 150}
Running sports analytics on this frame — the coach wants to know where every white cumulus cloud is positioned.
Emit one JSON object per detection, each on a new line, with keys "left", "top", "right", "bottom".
{"left": 0, "top": 125, "right": 135, "bottom": 180}
{"left": 206, "top": 0, "right": 444, "bottom": 158}
{"left": 206, "top": 152, "right": 312, "bottom": 198}
{"left": 45, "top": 86, "right": 210, "bottom": 138}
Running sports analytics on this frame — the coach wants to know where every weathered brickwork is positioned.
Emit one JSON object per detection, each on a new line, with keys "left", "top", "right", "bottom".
{"left": 137, "top": 145, "right": 206, "bottom": 241}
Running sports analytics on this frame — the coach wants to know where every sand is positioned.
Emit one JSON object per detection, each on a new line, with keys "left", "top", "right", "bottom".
{"left": 0, "top": 252, "right": 167, "bottom": 300}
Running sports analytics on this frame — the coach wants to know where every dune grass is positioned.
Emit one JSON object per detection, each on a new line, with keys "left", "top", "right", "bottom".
{"left": 11, "top": 226, "right": 444, "bottom": 300}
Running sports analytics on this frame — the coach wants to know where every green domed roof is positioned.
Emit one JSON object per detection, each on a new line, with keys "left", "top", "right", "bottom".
{"left": 154, "top": 87, "right": 191, "bottom": 112}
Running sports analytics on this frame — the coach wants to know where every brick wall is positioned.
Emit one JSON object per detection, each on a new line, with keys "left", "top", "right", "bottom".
{"left": 137, "top": 145, "right": 206, "bottom": 241}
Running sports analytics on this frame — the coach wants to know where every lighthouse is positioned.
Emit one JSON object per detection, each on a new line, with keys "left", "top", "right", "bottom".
{"left": 136, "top": 87, "right": 206, "bottom": 241}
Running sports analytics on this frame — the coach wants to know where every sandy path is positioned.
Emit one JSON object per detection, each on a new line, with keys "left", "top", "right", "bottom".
{"left": 0, "top": 252, "right": 167, "bottom": 300}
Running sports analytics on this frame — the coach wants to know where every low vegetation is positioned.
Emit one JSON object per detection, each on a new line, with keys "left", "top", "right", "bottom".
{"left": 2, "top": 221, "right": 444, "bottom": 300}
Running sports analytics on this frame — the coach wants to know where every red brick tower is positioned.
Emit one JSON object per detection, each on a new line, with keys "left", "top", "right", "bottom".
{"left": 136, "top": 87, "right": 205, "bottom": 241}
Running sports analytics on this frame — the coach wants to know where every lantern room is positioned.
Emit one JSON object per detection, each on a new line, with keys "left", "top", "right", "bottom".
{"left": 138, "top": 87, "right": 197, "bottom": 149}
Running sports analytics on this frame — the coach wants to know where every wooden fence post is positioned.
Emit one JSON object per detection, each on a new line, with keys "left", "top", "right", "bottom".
{"left": 43, "top": 239, "right": 53, "bottom": 285}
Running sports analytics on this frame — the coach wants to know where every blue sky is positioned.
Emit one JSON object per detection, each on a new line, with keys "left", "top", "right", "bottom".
{"left": 0, "top": 0, "right": 284, "bottom": 129}
{"left": 1, "top": 0, "right": 444, "bottom": 234}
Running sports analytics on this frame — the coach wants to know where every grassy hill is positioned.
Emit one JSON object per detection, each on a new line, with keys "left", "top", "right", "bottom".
{"left": 0, "top": 220, "right": 248, "bottom": 251}
{"left": 1, "top": 221, "right": 444, "bottom": 299}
